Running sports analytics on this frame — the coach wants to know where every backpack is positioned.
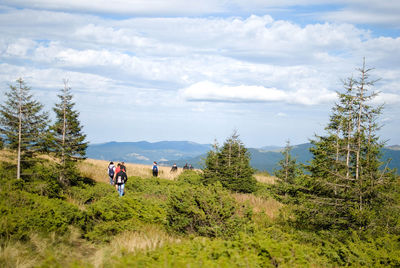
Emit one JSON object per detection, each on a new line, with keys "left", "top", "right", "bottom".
{"left": 116, "top": 174, "right": 123, "bottom": 184}
{"left": 153, "top": 165, "right": 158, "bottom": 172}
{"left": 108, "top": 165, "right": 115, "bottom": 177}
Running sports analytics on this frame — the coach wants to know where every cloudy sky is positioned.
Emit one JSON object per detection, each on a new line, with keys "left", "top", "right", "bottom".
{"left": 1, "top": 1, "right": 399, "bottom": 147}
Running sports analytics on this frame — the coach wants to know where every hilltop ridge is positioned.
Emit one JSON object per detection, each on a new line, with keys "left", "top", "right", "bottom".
{"left": 87, "top": 141, "right": 400, "bottom": 174}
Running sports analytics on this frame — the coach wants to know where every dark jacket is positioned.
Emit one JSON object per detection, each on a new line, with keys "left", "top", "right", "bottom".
{"left": 115, "top": 170, "right": 127, "bottom": 184}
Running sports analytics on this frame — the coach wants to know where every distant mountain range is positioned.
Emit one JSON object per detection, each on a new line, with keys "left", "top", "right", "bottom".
{"left": 86, "top": 141, "right": 211, "bottom": 164}
{"left": 87, "top": 141, "right": 400, "bottom": 174}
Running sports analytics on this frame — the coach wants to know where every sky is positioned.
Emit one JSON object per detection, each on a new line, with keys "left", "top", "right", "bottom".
{"left": 0, "top": 0, "right": 399, "bottom": 148}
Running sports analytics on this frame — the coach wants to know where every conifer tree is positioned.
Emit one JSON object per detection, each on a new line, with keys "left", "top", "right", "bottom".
{"left": 298, "top": 60, "right": 396, "bottom": 231}
{"left": 50, "top": 80, "right": 87, "bottom": 185}
{"left": 274, "top": 140, "right": 303, "bottom": 202}
{"left": 0, "top": 78, "right": 49, "bottom": 179}
{"left": 202, "top": 131, "right": 257, "bottom": 193}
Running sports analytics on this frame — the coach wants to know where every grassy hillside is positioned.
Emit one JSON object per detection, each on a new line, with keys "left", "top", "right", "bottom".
{"left": 1, "top": 149, "right": 399, "bottom": 267}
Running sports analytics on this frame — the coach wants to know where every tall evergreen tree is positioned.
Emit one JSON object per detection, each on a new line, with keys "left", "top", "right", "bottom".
{"left": 0, "top": 78, "right": 49, "bottom": 179}
{"left": 274, "top": 140, "right": 302, "bottom": 184}
{"left": 298, "top": 60, "right": 396, "bottom": 231}
{"left": 273, "top": 140, "right": 303, "bottom": 202}
{"left": 50, "top": 80, "right": 87, "bottom": 185}
{"left": 202, "top": 131, "right": 257, "bottom": 193}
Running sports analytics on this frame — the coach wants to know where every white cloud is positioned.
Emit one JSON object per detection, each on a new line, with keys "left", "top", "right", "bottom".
{"left": 126, "top": 153, "right": 150, "bottom": 161}
{"left": 181, "top": 81, "right": 336, "bottom": 105}
{"left": 373, "top": 93, "right": 400, "bottom": 105}
{"left": 1, "top": 0, "right": 227, "bottom": 15}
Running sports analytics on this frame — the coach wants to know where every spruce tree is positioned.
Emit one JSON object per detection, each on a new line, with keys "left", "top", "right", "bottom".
{"left": 202, "top": 131, "right": 257, "bottom": 193}
{"left": 273, "top": 140, "right": 303, "bottom": 202}
{"left": 0, "top": 78, "right": 49, "bottom": 179}
{"left": 50, "top": 80, "right": 87, "bottom": 185}
{"left": 298, "top": 60, "right": 396, "bottom": 231}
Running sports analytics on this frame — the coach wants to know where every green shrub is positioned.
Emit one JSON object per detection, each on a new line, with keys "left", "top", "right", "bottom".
{"left": 0, "top": 190, "right": 83, "bottom": 241}
{"left": 166, "top": 183, "right": 252, "bottom": 238}
{"left": 67, "top": 183, "right": 116, "bottom": 205}
{"left": 114, "top": 228, "right": 332, "bottom": 267}
{"left": 84, "top": 194, "right": 167, "bottom": 242}
{"left": 125, "top": 176, "right": 176, "bottom": 197}
{"left": 176, "top": 170, "right": 203, "bottom": 185}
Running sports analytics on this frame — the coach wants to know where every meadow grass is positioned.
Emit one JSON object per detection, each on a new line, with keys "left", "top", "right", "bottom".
{"left": 0, "top": 149, "right": 15, "bottom": 164}
{"left": 254, "top": 173, "right": 277, "bottom": 184}
{"left": 232, "top": 193, "right": 283, "bottom": 219}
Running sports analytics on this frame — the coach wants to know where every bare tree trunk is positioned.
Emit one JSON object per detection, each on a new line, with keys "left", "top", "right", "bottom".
{"left": 17, "top": 79, "right": 22, "bottom": 180}
{"left": 334, "top": 128, "right": 340, "bottom": 195}
{"left": 60, "top": 80, "right": 68, "bottom": 183}
{"left": 228, "top": 142, "right": 231, "bottom": 167}
{"left": 356, "top": 59, "right": 366, "bottom": 211}
{"left": 285, "top": 148, "right": 289, "bottom": 182}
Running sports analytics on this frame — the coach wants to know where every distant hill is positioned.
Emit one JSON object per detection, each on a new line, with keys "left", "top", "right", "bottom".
{"left": 87, "top": 141, "right": 400, "bottom": 174}
{"left": 86, "top": 141, "right": 211, "bottom": 165}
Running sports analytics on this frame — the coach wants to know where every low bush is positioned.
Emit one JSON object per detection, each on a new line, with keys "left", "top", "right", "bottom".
{"left": 67, "top": 183, "right": 116, "bottom": 205}
{"left": 0, "top": 190, "right": 83, "bottom": 241}
{"left": 166, "top": 183, "right": 252, "bottom": 238}
{"left": 125, "top": 176, "right": 176, "bottom": 197}
{"left": 84, "top": 194, "right": 167, "bottom": 242}
{"left": 176, "top": 170, "right": 203, "bottom": 185}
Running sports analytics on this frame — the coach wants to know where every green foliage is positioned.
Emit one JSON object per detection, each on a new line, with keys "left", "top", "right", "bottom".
{"left": 84, "top": 194, "right": 167, "bottom": 242}
{"left": 176, "top": 170, "right": 203, "bottom": 185}
{"left": 4, "top": 159, "right": 64, "bottom": 199}
{"left": 114, "top": 228, "right": 338, "bottom": 267}
{"left": 48, "top": 80, "right": 88, "bottom": 186}
{"left": 0, "top": 190, "right": 83, "bottom": 241}
{"left": 0, "top": 78, "right": 49, "bottom": 179}
{"left": 67, "top": 183, "right": 116, "bottom": 205}
{"left": 298, "top": 62, "right": 398, "bottom": 231}
{"left": 273, "top": 140, "right": 305, "bottom": 204}
{"left": 166, "top": 183, "right": 252, "bottom": 238}
{"left": 202, "top": 132, "right": 257, "bottom": 193}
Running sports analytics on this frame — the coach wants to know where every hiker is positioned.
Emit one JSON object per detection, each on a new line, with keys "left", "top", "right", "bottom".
{"left": 114, "top": 163, "right": 121, "bottom": 190}
{"left": 115, "top": 167, "right": 128, "bottom": 197}
{"left": 170, "top": 163, "right": 177, "bottom": 172}
{"left": 120, "top": 161, "right": 127, "bottom": 173}
{"left": 189, "top": 164, "right": 194, "bottom": 170}
{"left": 183, "top": 163, "right": 189, "bottom": 170}
{"left": 152, "top": 161, "right": 158, "bottom": 177}
{"left": 107, "top": 161, "right": 115, "bottom": 185}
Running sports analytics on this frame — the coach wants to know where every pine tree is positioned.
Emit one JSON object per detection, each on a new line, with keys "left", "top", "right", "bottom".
{"left": 298, "top": 60, "right": 396, "bottom": 231}
{"left": 0, "top": 78, "right": 49, "bottom": 179}
{"left": 50, "top": 80, "right": 87, "bottom": 185}
{"left": 202, "top": 131, "right": 257, "bottom": 193}
{"left": 273, "top": 140, "right": 303, "bottom": 202}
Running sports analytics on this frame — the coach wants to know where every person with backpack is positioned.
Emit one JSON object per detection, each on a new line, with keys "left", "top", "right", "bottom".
{"left": 120, "top": 161, "right": 127, "bottom": 173}
{"left": 114, "top": 163, "right": 121, "bottom": 189}
{"left": 107, "top": 162, "right": 115, "bottom": 185}
{"left": 152, "top": 161, "right": 158, "bottom": 177}
{"left": 115, "top": 168, "right": 128, "bottom": 197}
{"left": 170, "top": 163, "right": 177, "bottom": 173}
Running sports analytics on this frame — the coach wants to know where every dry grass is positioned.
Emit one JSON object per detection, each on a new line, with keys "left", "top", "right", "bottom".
{"left": 233, "top": 193, "right": 283, "bottom": 219}
{"left": 93, "top": 225, "right": 181, "bottom": 268}
{"left": 0, "top": 149, "right": 16, "bottom": 164}
{"left": 78, "top": 158, "right": 187, "bottom": 183}
{"left": 0, "top": 228, "right": 96, "bottom": 268}
{"left": 0, "top": 241, "right": 38, "bottom": 268}
{"left": 254, "top": 173, "right": 277, "bottom": 184}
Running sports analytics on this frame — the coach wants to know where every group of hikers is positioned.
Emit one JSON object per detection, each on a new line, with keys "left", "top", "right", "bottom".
{"left": 153, "top": 162, "right": 194, "bottom": 176}
{"left": 107, "top": 161, "right": 128, "bottom": 196}
{"left": 108, "top": 161, "right": 195, "bottom": 196}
